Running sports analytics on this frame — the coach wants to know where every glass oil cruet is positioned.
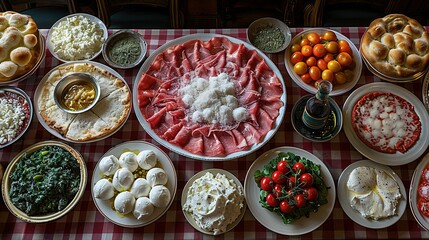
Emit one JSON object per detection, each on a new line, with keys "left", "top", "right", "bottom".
{"left": 301, "top": 80, "right": 333, "bottom": 130}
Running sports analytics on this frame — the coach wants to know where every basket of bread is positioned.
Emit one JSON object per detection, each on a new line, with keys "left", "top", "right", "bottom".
{"left": 360, "top": 14, "right": 429, "bottom": 82}
{"left": 0, "top": 11, "right": 45, "bottom": 85}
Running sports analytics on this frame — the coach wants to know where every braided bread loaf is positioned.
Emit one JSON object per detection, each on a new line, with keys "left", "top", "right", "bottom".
{"left": 0, "top": 11, "right": 40, "bottom": 82}
{"left": 361, "top": 14, "right": 429, "bottom": 79}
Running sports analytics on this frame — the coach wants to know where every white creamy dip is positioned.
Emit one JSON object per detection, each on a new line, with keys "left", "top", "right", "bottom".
{"left": 183, "top": 172, "right": 244, "bottom": 234}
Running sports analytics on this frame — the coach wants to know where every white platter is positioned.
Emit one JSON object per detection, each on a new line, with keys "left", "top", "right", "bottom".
{"left": 47, "top": 13, "right": 108, "bottom": 62}
{"left": 342, "top": 82, "right": 429, "bottom": 166}
{"left": 284, "top": 28, "right": 362, "bottom": 96}
{"left": 181, "top": 168, "right": 246, "bottom": 235}
{"left": 133, "top": 33, "right": 286, "bottom": 161}
{"left": 337, "top": 160, "right": 407, "bottom": 229}
{"left": 34, "top": 60, "right": 131, "bottom": 144}
{"left": 244, "top": 146, "right": 336, "bottom": 235}
{"left": 409, "top": 152, "right": 429, "bottom": 231}
{"left": 91, "top": 140, "right": 177, "bottom": 228}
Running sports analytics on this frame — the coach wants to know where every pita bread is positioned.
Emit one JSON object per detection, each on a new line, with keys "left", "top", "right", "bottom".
{"left": 37, "top": 62, "right": 131, "bottom": 142}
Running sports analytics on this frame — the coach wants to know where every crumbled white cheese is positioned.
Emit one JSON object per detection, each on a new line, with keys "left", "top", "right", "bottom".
{"left": 50, "top": 15, "right": 104, "bottom": 61}
{"left": 0, "top": 98, "right": 26, "bottom": 145}
{"left": 180, "top": 73, "right": 249, "bottom": 125}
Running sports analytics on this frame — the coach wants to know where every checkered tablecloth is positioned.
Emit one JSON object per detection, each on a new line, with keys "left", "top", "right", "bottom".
{"left": 1, "top": 28, "right": 429, "bottom": 239}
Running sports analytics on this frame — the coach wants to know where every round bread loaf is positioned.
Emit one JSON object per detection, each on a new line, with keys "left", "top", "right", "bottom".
{"left": 361, "top": 14, "right": 429, "bottom": 79}
{"left": 0, "top": 11, "right": 41, "bottom": 82}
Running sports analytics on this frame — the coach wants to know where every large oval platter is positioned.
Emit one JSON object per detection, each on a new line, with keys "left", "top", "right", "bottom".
{"left": 343, "top": 82, "right": 429, "bottom": 166}
{"left": 133, "top": 33, "right": 286, "bottom": 161}
{"left": 337, "top": 160, "right": 407, "bottom": 229}
{"left": 91, "top": 140, "right": 177, "bottom": 228}
{"left": 34, "top": 60, "right": 131, "bottom": 143}
{"left": 244, "top": 146, "right": 336, "bottom": 235}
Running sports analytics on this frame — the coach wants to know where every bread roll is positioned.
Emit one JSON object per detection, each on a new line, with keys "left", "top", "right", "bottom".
{"left": 0, "top": 11, "right": 40, "bottom": 81}
{"left": 361, "top": 14, "right": 429, "bottom": 78}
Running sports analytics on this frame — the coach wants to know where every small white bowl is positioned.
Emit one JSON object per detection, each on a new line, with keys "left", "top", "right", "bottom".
{"left": 102, "top": 30, "right": 147, "bottom": 69}
{"left": 247, "top": 17, "right": 291, "bottom": 54}
{"left": 47, "top": 13, "right": 108, "bottom": 62}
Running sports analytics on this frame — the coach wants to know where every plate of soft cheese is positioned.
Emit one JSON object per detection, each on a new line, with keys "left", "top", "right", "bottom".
{"left": 337, "top": 160, "right": 406, "bottom": 229}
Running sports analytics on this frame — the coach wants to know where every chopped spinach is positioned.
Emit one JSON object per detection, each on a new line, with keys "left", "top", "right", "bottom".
{"left": 9, "top": 145, "right": 81, "bottom": 216}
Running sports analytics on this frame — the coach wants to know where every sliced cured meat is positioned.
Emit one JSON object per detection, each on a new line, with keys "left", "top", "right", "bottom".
{"left": 352, "top": 92, "right": 421, "bottom": 153}
{"left": 137, "top": 36, "right": 284, "bottom": 156}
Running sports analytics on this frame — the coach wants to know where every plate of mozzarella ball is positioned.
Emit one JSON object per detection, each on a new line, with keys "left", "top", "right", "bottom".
{"left": 91, "top": 140, "right": 177, "bottom": 227}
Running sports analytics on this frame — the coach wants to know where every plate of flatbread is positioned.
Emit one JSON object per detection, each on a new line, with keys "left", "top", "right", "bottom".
{"left": 34, "top": 61, "right": 131, "bottom": 143}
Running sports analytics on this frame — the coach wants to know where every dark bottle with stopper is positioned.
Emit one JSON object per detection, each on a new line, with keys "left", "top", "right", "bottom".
{"left": 301, "top": 80, "right": 333, "bottom": 130}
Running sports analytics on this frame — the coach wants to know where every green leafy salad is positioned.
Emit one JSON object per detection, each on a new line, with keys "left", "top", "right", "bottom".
{"left": 254, "top": 152, "right": 329, "bottom": 224}
{"left": 9, "top": 145, "right": 81, "bottom": 216}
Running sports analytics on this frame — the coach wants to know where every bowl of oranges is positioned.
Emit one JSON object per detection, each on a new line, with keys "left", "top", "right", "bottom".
{"left": 284, "top": 28, "right": 362, "bottom": 96}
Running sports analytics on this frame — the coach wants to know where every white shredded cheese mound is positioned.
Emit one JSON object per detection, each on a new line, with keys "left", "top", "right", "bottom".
{"left": 180, "top": 73, "right": 248, "bottom": 125}
{"left": 50, "top": 15, "right": 105, "bottom": 61}
{"left": 183, "top": 172, "right": 244, "bottom": 234}
{"left": 0, "top": 98, "right": 26, "bottom": 145}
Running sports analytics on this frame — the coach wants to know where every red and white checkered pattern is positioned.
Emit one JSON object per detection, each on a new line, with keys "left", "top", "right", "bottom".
{"left": 0, "top": 28, "right": 428, "bottom": 239}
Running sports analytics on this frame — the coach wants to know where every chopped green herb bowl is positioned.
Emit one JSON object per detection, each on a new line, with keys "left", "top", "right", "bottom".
{"left": 247, "top": 17, "right": 292, "bottom": 54}
{"left": 1, "top": 141, "right": 87, "bottom": 223}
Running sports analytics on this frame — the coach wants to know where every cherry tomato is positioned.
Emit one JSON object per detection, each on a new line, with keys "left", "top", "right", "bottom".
{"left": 322, "top": 31, "right": 337, "bottom": 41}
{"left": 334, "top": 71, "right": 347, "bottom": 84}
{"left": 260, "top": 176, "right": 273, "bottom": 192}
{"left": 422, "top": 167, "right": 429, "bottom": 182}
{"left": 266, "top": 193, "right": 279, "bottom": 207}
{"left": 307, "top": 32, "right": 321, "bottom": 45}
{"left": 305, "top": 187, "right": 319, "bottom": 201}
{"left": 325, "top": 41, "right": 339, "bottom": 54}
{"left": 272, "top": 170, "right": 287, "bottom": 184}
{"left": 277, "top": 160, "right": 290, "bottom": 174}
{"left": 317, "top": 59, "right": 327, "bottom": 71}
{"left": 322, "top": 69, "right": 334, "bottom": 82}
{"left": 295, "top": 194, "right": 307, "bottom": 208}
{"left": 327, "top": 60, "right": 342, "bottom": 73}
{"left": 306, "top": 56, "right": 317, "bottom": 67}
{"left": 288, "top": 176, "right": 296, "bottom": 188}
{"left": 300, "top": 38, "right": 311, "bottom": 47}
{"left": 293, "top": 62, "right": 308, "bottom": 75}
{"left": 312, "top": 43, "right": 326, "bottom": 58}
{"left": 418, "top": 182, "right": 429, "bottom": 200}
{"left": 280, "top": 200, "right": 294, "bottom": 214}
{"left": 344, "top": 69, "right": 354, "bottom": 81}
{"left": 293, "top": 162, "right": 305, "bottom": 174}
{"left": 300, "top": 173, "right": 314, "bottom": 188}
{"left": 323, "top": 53, "right": 334, "bottom": 63}
{"left": 291, "top": 52, "right": 304, "bottom": 65}
{"left": 338, "top": 40, "right": 353, "bottom": 55}
{"left": 309, "top": 66, "right": 321, "bottom": 81}
{"left": 336, "top": 52, "right": 353, "bottom": 67}
{"left": 273, "top": 183, "right": 284, "bottom": 197}
{"left": 291, "top": 43, "right": 302, "bottom": 53}
{"left": 301, "top": 45, "right": 313, "bottom": 57}
{"left": 301, "top": 73, "right": 312, "bottom": 84}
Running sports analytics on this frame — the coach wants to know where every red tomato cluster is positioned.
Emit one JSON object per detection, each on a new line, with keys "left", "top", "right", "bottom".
{"left": 418, "top": 166, "right": 429, "bottom": 217}
{"left": 290, "top": 31, "right": 355, "bottom": 88}
{"left": 259, "top": 159, "right": 318, "bottom": 213}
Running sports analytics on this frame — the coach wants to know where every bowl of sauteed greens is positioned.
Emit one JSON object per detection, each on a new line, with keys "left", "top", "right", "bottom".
{"left": 1, "top": 141, "right": 87, "bottom": 223}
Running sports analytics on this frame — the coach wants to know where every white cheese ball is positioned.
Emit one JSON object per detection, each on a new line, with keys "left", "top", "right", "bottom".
{"left": 99, "top": 155, "right": 120, "bottom": 176}
{"left": 112, "top": 168, "right": 134, "bottom": 192}
{"left": 149, "top": 185, "right": 171, "bottom": 208}
{"left": 146, "top": 167, "right": 168, "bottom": 187}
{"left": 114, "top": 191, "right": 136, "bottom": 215}
{"left": 118, "top": 152, "right": 138, "bottom": 172}
{"left": 93, "top": 178, "right": 114, "bottom": 200}
{"left": 130, "top": 178, "right": 151, "bottom": 198}
{"left": 133, "top": 197, "right": 154, "bottom": 220}
{"left": 136, "top": 150, "right": 157, "bottom": 170}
